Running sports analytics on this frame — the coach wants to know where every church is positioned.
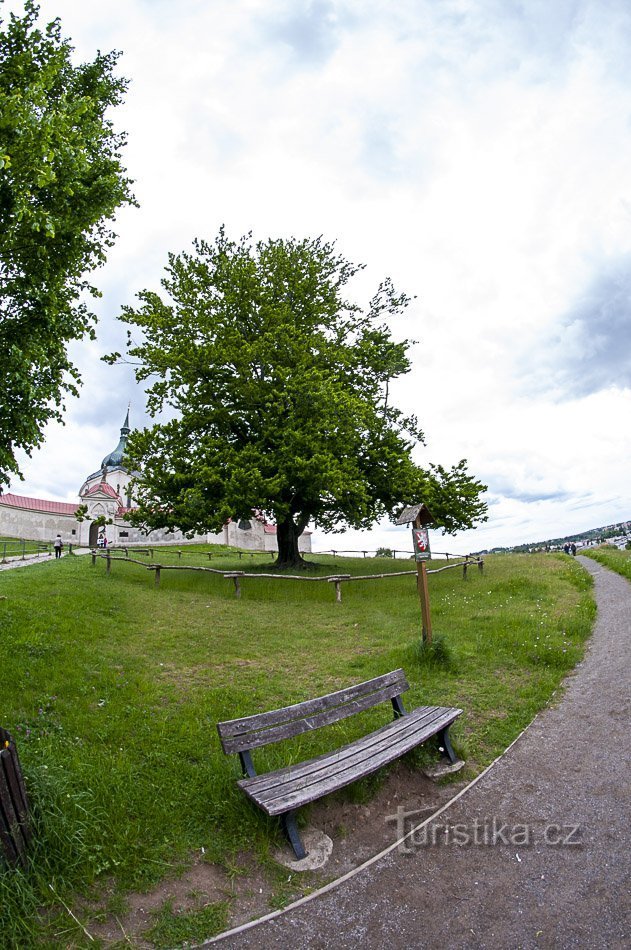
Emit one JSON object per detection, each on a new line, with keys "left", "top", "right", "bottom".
{"left": 0, "top": 411, "right": 311, "bottom": 554}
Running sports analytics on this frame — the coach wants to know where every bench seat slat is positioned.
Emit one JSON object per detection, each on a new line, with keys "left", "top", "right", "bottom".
{"left": 240, "top": 705, "right": 447, "bottom": 796}
{"left": 238, "top": 705, "right": 461, "bottom": 816}
{"left": 218, "top": 669, "right": 409, "bottom": 754}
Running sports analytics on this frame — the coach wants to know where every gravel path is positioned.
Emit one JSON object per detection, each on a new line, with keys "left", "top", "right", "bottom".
{"left": 0, "top": 552, "right": 54, "bottom": 571}
{"left": 213, "top": 556, "right": 630, "bottom": 949}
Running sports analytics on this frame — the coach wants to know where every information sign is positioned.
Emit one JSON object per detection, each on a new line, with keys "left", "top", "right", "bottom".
{"left": 412, "top": 526, "right": 431, "bottom": 561}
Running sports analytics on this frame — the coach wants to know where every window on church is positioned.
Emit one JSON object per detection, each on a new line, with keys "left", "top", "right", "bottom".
{"left": 71, "top": 529, "right": 76, "bottom": 535}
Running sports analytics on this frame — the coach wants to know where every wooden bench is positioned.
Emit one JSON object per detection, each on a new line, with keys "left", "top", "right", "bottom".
{"left": 217, "top": 669, "right": 462, "bottom": 859}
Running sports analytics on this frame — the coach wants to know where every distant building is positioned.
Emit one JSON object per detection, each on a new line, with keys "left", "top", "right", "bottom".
{"left": 0, "top": 410, "right": 311, "bottom": 553}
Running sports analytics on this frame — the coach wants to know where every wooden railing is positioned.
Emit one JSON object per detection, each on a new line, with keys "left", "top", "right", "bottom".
{"left": 91, "top": 551, "right": 484, "bottom": 603}
{"left": 0, "top": 540, "right": 51, "bottom": 563}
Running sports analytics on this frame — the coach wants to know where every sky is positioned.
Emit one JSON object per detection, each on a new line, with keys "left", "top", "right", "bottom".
{"left": 3, "top": 0, "right": 631, "bottom": 555}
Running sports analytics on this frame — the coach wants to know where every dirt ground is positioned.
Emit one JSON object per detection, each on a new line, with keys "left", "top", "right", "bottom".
{"left": 87, "top": 762, "right": 466, "bottom": 946}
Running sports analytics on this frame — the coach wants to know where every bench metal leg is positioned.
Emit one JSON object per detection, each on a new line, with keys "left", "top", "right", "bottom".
{"left": 437, "top": 725, "right": 458, "bottom": 764}
{"left": 282, "top": 812, "right": 307, "bottom": 860}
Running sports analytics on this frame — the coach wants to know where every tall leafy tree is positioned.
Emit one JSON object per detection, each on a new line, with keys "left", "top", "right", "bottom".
{"left": 0, "top": 0, "right": 135, "bottom": 488}
{"left": 111, "top": 228, "right": 487, "bottom": 567}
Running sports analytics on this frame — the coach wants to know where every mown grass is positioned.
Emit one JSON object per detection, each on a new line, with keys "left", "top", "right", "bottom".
{"left": 0, "top": 536, "right": 50, "bottom": 557}
{"left": 0, "top": 548, "right": 595, "bottom": 946}
{"left": 582, "top": 544, "right": 631, "bottom": 581}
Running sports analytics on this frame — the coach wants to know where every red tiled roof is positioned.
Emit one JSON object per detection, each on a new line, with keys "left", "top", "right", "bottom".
{"left": 83, "top": 482, "right": 119, "bottom": 499}
{"left": 0, "top": 492, "right": 78, "bottom": 515}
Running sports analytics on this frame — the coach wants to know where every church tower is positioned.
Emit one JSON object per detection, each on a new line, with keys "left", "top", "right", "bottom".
{"left": 78, "top": 409, "right": 137, "bottom": 543}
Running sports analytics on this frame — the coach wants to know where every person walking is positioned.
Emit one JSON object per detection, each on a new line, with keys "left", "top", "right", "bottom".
{"left": 53, "top": 534, "right": 63, "bottom": 559}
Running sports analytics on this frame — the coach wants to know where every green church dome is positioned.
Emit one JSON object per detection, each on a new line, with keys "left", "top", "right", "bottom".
{"left": 101, "top": 409, "right": 131, "bottom": 470}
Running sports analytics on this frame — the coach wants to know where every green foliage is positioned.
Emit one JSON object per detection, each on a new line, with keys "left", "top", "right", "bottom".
{"left": 74, "top": 503, "right": 89, "bottom": 522}
{"left": 91, "top": 514, "right": 112, "bottom": 528}
{"left": 376, "top": 546, "right": 394, "bottom": 557}
{"left": 0, "top": 1, "right": 135, "bottom": 488}
{"left": 108, "top": 228, "right": 487, "bottom": 565}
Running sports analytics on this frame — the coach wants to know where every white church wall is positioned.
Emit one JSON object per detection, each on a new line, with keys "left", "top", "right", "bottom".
{"left": 0, "top": 411, "right": 312, "bottom": 553}
{"left": 0, "top": 504, "right": 87, "bottom": 545}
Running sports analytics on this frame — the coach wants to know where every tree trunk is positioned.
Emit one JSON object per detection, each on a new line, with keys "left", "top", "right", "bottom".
{"left": 274, "top": 515, "right": 307, "bottom": 569}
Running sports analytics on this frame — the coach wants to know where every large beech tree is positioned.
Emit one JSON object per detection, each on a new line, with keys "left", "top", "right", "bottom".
{"left": 0, "top": 1, "right": 134, "bottom": 488}
{"left": 111, "top": 228, "right": 487, "bottom": 567}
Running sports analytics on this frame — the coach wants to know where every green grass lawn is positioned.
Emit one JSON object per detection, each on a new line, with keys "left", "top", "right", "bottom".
{"left": 582, "top": 543, "right": 631, "bottom": 580}
{"left": 0, "top": 547, "right": 595, "bottom": 945}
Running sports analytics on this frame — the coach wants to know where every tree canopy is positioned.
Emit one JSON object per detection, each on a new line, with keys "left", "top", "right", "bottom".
{"left": 111, "top": 228, "right": 487, "bottom": 566}
{"left": 0, "top": 0, "right": 135, "bottom": 489}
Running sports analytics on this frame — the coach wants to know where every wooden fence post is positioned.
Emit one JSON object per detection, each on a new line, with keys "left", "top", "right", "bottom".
{"left": 106, "top": 551, "right": 111, "bottom": 574}
{"left": 233, "top": 576, "right": 241, "bottom": 599}
{"left": 417, "top": 561, "right": 432, "bottom": 643}
{"left": 413, "top": 514, "right": 433, "bottom": 644}
{"left": 463, "top": 562, "right": 468, "bottom": 579}
{"left": 478, "top": 559, "right": 484, "bottom": 573}
{"left": 91, "top": 550, "right": 96, "bottom": 566}
{"left": 154, "top": 566, "right": 161, "bottom": 587}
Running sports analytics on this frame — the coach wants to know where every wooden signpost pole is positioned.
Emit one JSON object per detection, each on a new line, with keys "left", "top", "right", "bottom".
{"left": 396, "top": 502, "right": 435, "bottom": 646}
{"left": 414, "top": 514, "right": 433, "bottom": 644}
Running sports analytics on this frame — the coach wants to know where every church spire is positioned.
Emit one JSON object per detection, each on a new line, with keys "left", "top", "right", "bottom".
{"left": 100, "top": 407, "right": 132, "bottom": 471}
{"left": 121, "top": 404, "right": 131, "bottom": 435}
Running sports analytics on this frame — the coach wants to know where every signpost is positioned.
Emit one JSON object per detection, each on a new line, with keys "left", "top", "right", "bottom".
{"left": 396, "top": 503, "right": 434, "bottom": 643}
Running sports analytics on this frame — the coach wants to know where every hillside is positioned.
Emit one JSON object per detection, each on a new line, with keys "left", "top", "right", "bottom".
{"left": 487, "top": 519, "right": 631, "bottom": 554}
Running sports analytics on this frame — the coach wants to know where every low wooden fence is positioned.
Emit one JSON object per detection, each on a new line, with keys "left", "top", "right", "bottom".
{"left": 0, "top": 729, "right": 31, "bottom": 868}
{"left": 91, "top": 551, "right": 484, "bottom": 603}
{"left": 317, "top": 548, "right": 473, "bottom": 560}
{"left": 110, "top": 545, "right": 269, "bottom": 562}
{"left": 1, "top": 540, "right": 51, "bottom": 564}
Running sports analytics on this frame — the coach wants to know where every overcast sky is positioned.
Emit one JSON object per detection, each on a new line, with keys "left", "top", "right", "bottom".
{"left": 4, "top": 0, "right": 631, "bottom": 554}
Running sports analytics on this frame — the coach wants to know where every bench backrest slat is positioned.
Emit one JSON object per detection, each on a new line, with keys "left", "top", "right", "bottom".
{"left": 217, "top": 669, "right": 409, "bottom": 754}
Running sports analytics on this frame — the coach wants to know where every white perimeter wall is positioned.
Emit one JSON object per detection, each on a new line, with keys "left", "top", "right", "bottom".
{"left": 0, "top": 503, "right": 312, "bottom": 552}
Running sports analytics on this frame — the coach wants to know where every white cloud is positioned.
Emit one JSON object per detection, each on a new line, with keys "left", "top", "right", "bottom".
{"left": 4, "top": 0, "right": 631, "bottom": 553}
